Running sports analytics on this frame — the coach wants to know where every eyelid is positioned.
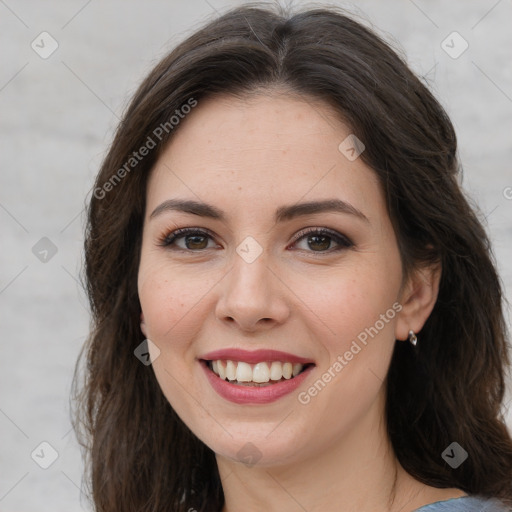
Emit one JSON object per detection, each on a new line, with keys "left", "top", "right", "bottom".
{"left": 159, "top": 227, "right": 217, "bottom": 249}
{"left": 288, "top": 227, "right": 353, "bottom": 251}
{"left": 159, "top": 226, "right": 353, "bottom": 254}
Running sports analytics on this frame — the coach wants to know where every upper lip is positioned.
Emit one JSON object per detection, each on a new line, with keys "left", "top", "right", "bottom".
{"left": 199, "top": 348, "right": 315, "bottom": 365}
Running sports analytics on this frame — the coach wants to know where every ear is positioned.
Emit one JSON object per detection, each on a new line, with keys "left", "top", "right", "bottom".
{"left": 140, "top": 312, "right": 148, "bottom": 337}
{"left": 395, "top": 261, "right": 441, "bottom": 341}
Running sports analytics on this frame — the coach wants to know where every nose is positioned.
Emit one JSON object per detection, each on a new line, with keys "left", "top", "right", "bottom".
{"left": 215, "top": 251, "right": 290, "bottom": 333}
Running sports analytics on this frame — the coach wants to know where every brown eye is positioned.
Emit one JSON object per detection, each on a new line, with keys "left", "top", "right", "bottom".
{"left": 292, "top": 228, "right": 353, "bottom": 253}
{"left": 184, "top": 234, "right": 209, "bottom": 250}
{"left": 161, "top": 228, "right": 217, "bottom": 251}
{"left": 307, "top": 234, "right": 332, "bottom": 251}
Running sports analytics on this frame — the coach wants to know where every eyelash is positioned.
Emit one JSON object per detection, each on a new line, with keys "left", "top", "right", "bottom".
{"left": 158, "top": 227, "right": 353, "bottom": 254}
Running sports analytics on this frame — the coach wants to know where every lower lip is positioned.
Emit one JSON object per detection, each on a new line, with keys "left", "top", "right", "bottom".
{"left": 200, "top": 361, "right": 314, "bottom": 404}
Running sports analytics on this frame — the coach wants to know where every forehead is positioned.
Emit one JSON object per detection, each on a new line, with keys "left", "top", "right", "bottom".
{"left": 146, "top": 92, "right": 384, "bottom": 223}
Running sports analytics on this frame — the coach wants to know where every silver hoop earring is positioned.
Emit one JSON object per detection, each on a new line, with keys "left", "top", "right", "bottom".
{"left": 408, "top": 330, "right": 418, "bottom": 346}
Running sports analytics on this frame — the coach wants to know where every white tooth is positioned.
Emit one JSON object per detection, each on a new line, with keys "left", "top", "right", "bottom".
{"left": 282, "top": 362, "right": 293, "bottom": 379}
{"left": 292, "top": 363, "right": 303, "bottom": 377}
{"left": 212, "top": 360, "right": 218, "bottom": 373}
{"left": 253, "top": 362, "right": 270, "bottom": 383}
{"left": 217, "top": 361, "right": 226, "bottom": 380}
{"left": 270, "top": 361, "right": 283, "bottom": 381}
{"left": 236, "top": 361, "right": 253, "bottom": 382}
{"left": 226, "top": 360, "right": 237, "bottom": 381}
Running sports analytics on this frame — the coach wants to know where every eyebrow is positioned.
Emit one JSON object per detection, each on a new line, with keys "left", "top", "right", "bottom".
{"left": 149, "top": 198, "right": 369, "bottom": 223}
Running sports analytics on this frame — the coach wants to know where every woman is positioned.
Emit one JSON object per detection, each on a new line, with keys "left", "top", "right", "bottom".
{"left": 72, "top": 4, "right": 512, "bottom": 511}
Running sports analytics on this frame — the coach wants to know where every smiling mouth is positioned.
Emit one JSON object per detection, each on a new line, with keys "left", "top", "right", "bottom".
{"left": 203, "top": 359, "right": 315, "bottom": 387}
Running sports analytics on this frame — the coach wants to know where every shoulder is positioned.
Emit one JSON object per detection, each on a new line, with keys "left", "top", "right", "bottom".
{"left": 413, "top": 495, "right": 512, "bottom": 511}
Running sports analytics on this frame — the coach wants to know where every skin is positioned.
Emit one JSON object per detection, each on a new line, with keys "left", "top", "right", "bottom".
{"left": 137, "top": 91, "right": 465, "bottom": 512}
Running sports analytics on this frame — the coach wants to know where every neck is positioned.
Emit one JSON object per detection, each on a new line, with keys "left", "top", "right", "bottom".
{"left": 217, "top": 391, "right": 423, "bottom": 512}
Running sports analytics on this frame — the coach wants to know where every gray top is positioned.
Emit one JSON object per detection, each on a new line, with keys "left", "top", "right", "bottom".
{"left": 413, "top": 496, "right": 511, "bottom": 511}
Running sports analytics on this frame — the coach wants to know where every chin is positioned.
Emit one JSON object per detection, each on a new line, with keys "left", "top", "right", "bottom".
{"left": 198, "top": 425, "right": 309, "bottom": 468}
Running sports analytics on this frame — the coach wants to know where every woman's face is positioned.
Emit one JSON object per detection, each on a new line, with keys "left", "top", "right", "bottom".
{"left": 138, "top": 92, "right": 410, "bottom": 466}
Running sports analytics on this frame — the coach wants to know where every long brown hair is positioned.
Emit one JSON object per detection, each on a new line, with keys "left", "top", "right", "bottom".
{"left": 72, "top": 4, "right": 512, "bottom": 511}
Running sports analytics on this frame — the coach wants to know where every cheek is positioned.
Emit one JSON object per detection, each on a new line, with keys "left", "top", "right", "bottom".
{"left": 286, "top": 258, "right": 402, "bottom": 408}
{"left": 286, "top": 259, "right": 400, "bottom": 342}
{"left": 138, "top": 260, "right": 207, "bottom": 350}
{"left": 295, "top": 273, "right": 399, "bottom": 429}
